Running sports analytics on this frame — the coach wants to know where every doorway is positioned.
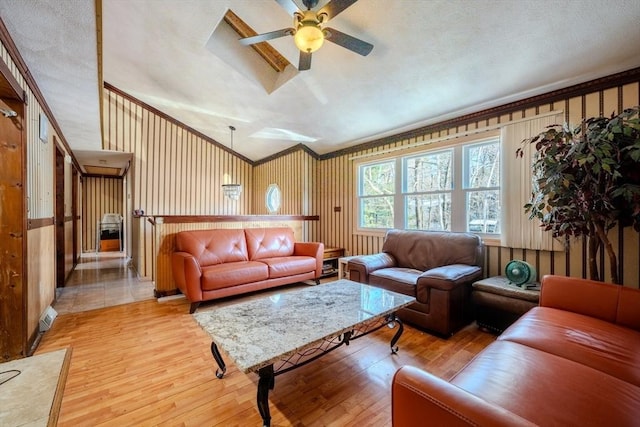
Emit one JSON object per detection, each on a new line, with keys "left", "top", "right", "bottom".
{"left": 55, "top": 142, "right": 65, "bottom": 287}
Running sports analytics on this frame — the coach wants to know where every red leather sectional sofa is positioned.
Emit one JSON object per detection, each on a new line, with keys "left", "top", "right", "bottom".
{"left": 171, "top": 227, "right": 324, "bottom": 313}
{"left": 392, "top": 275, "right": 640, "bottom": 426}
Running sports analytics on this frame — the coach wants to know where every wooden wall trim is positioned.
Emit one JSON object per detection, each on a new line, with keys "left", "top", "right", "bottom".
{"left": 27, "top": 217, "right": 54, "bottom": 230}
{"left": 104, "top": 82, "right": 254, "bottom": 165}
{"left": 253, "top": 143, "right": 320, "bottom": 166}
{"left": 319, "top": 67, "right": 640, "bottom": 161}
{"left": 152, "top": 215, "right": 320, "bottom": 224}
{"left": 0, "top": 17, "right": 82, "bottom": 172}
{"left": 238, "top": 67, "right": 640, "bottom": 165}
{"left": 83, "top": 173, "right": 124, "bottom": 179}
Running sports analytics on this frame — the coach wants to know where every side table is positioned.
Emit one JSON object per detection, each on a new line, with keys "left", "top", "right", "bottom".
{"left": 472, "top": 276, "right": 540, "bottom": 333}
{"left": 338, "top": 255, "right": 358, "bottom": 279}
{"left": 321, "top": 247, "right": 344, "bottom": 278}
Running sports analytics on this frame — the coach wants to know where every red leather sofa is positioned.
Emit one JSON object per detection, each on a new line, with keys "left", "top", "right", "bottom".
{"left": 392, "top": 275, "right": 640, "bottom": 426}
{"left": 171, "top": 227, "right": 323, "bottom": 313}
{"left": 348, "top": 230, "right": 484, "bottom": 336}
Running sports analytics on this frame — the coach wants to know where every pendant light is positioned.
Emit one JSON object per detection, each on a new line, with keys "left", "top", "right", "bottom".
{"left": 222, "top": 125, "right": 242, "bottom": 200}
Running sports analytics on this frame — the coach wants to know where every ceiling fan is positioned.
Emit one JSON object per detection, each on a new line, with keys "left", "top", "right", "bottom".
{"left": 239, "top": 0, "right": 373, "bottom": 71}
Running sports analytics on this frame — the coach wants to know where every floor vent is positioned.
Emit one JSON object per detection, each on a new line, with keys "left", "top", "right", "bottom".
{"left": 39, "top": 306, "right": 58, "bottom": 332}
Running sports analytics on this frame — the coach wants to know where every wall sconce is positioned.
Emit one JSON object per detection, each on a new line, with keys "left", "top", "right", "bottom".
{"left": 222, "top": 125, "right": 242, "bottom": 201}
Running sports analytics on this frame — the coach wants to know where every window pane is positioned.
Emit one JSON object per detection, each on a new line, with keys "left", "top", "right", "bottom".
{"left": 361, "top": 197, "right": 394, "bottom": 228}
{"left": 467, "top": 190, "right": 500, "bottom": 233}
{"left": 265, "top": 184, "right": 281, "bottom": 213}
{"left": 405, "top": 194, "right": 451, "bottom": 231}
{"left": 361, "top": 161, "right": 395, "bottom": 196}
{"left": 467, "top": 142, "right": 500, "bottom": 188}
{"left": 405, "top": 151, "right": 452, "bottom": 193}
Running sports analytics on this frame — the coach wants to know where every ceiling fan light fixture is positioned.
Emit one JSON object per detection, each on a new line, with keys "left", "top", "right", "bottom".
{"left": 294, "top": 20, "right": 324, "bottom": 53}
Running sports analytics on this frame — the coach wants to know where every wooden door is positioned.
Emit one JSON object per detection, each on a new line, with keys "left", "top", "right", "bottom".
{"left": 0, "top": 97, "right": 26, "bottom": 360}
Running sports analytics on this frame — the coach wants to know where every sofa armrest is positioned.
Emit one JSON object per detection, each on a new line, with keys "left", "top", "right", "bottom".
{"left": 418, "top": 265, "right": 483, "bottom": 291}
{"left": 294, "top": 242, "right": 324, "bottom": 278}
{"left": 348, "top": 253, "right": 396, "bottom": 284}
{"left": 540, "top": 275, "right": 640, "bottom": 330}
{"left": 171, "top": 252, "right": 203, "bottom": 302}
{"left": 392, "top": 366, "right": 536, "bottom": 427}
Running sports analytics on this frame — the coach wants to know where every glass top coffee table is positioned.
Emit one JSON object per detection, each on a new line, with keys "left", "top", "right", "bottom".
{"left": 193, "top": 279, "right": 415, "bottom": 427}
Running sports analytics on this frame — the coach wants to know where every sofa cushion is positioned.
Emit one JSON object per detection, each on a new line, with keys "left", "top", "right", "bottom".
{"left": 176, "top": 229, "right": 248, "bottom": 266}
{"left": 381, "top": 229, "right": 482, "bottom": 271}
{"left": 259, "top": 256, "right": 317, "bottom": 279}
{"left": 418, "top": 264, "right": 482, "bottom": 291}
{"left": 369, "top": 268, "right": 421, "bottom": 297}
{"left": 450, "top": 340, "right": 640, "bottom": 426}
{"left": 499, "top": 306, "right": 640, "bottom": 387}
{"left": 201, "top": 261, "right": 268, "bottom": 290}
{"left": 245, "top": 228, "right": 295, "bottom": 260}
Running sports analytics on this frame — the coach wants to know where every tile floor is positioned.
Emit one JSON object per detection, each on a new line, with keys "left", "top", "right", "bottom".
{"left": 54, "top": 252, "right": 156, "bottom": 315}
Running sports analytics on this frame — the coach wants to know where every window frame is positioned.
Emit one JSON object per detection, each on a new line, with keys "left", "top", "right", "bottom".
{"left": 354, "top": 134, "right": 501, "bottom": 238}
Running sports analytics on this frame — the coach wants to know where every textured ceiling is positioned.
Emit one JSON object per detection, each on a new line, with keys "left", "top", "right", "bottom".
{"left": 1, "top": 0, "right": 640, "bottom": 167}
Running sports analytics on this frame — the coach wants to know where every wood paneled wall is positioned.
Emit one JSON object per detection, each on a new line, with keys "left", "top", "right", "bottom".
{"left": 0, "top": 43, "right": 55, "bottom": 219}
{"left": 102, "top": 85, "right": 254, "bottom": 276}
{"left": 253, "top": 150, "right": 319, "bottom": 240}
{"left": 313, "top": 82, "right": 640, "bottom": 287}
{"left": 82, "top": 176, "right": 124, "bottom": 252}
{"left": 26, "top": 227, "right": 55, "bottom": 336}
{"left": 103, "top": 87, "right": 253, "bottom": 216}
{"left": 1, "top": 31, "right": 72, "bottom": 355}
{"left": 103, "top": 75, "right": 640, "bottom": 288}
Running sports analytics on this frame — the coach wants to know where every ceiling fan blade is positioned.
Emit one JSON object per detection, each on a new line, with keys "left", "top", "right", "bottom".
{"left": 239, "top": 28, "right": 294, "bottom": 45}
{"left": 299, "top": 51, "right": 312, "bottom": 71}
{"left": 275, "top": 0, "right": 300, "bottom": 15}
{"left": 324, "top": 27, "right": 373, "bottom": 56}
{"left": 318, "top": 0, "right": 358, "bottom": 21}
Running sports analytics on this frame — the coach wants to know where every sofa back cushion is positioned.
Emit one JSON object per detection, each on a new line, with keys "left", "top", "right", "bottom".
{"left": 245, "top": 227, "right": 295, "bottom": 260}
{"left": 175, "top": 229, "right": 248, "bottom": 266}
{"left": 382, "top": 229, "right": 482, "bottom": 271}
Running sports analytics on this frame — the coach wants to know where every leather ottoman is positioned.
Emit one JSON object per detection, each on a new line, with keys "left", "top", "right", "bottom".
{"left": 472, "top": 276, "right": 539, "bottom": 333}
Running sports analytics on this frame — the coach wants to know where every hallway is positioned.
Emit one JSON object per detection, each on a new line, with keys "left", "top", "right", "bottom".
{"left": 53, "top": 252, "right": 156, "bottom": 315}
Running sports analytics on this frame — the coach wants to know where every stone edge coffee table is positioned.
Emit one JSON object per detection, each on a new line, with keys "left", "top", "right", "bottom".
{"left": 193, "top": 279, "right": 415, "bottom": 427}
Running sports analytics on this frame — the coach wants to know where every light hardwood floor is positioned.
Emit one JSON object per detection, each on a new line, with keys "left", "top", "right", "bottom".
{"left": 39, "top": 260, "right": 496, "bottom": 426}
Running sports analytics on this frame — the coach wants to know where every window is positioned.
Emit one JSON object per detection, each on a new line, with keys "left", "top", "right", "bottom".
{"left": 357, "top": 137, "right": 500, "bottom": 235}
{"left": 464, "top": 142, "right": 501, "bottom": 234}
{"left": 358, "top": 160, "right": 395, "bottom": 228}
{"left": 404, "top": 150, "right": 453, "bottom": 231}
{"left": 265, "top": 184, "right": 281, "bottom": 213}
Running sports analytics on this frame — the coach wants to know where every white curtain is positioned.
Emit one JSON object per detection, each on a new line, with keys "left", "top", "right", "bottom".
{"left": 501, "top": 113, "right": 564, "bottom": 251}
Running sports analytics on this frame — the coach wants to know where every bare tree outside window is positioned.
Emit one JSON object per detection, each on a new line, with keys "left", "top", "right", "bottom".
{"left": 466, "top": 142, "right": 500, "bottom": 233}
{"left": 357, "top": 138, "right": 501, "bottom": 234}
{"left": 360, "top": 161, "right": 395, "bottom": 228}
{"left": 406, "top": 150, "right": 453, "bottom": 230}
